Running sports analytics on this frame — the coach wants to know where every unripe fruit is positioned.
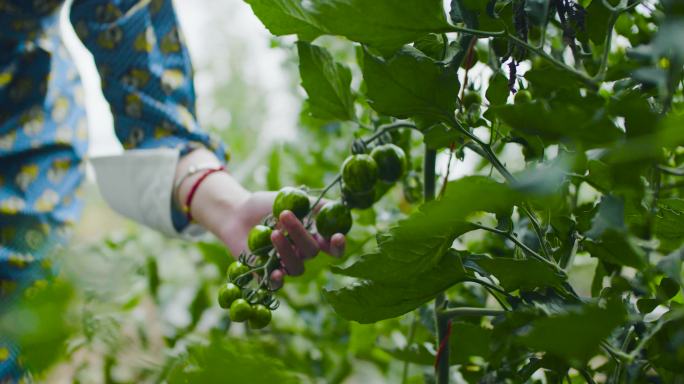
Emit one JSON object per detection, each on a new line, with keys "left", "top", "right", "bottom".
{"left": 248, "top": 304, "right": 272, "bottom": 329}
{"left": 247, "top": 225, "right": 273, "bottom": 256}
{"left": 218, "top": 283, "right": 241, "bottom": 309}
{"left": 514, "top": 89, "right": 532, "bottom": 104}
{"left": 273, "top": 187, "right": 310, "bottom": 220}
{"left": 371, "top": 144, "right": 407, "bottom": 184}
{"left": 342, "top": 185, "right": 375, "bottom": 210}
{"left": 229, "top": 298, "right": 252, "bottom": 322}
{"left": 227, "top": 261, "right": 250, "bottom": 282}
{"left": 316, "top": 201, "right": 353, "bottom": 238}
{"left": 341, "top": 154, "right": 378, "bottom": 193}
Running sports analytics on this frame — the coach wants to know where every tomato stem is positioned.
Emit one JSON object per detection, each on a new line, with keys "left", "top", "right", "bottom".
{"left": 438, "top": 307, "right": 505, "bottom": 319}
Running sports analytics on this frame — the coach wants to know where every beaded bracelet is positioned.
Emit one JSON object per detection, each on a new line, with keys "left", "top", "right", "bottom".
{"left": 182, "top": 165, "right": 225, "bottom": 222}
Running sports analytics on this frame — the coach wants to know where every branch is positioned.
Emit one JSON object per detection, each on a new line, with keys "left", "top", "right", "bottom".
{"left": 438, "top": 307, "right": 505, "bottom": 319}
{"left": 471, "top": 222, "right": 566, "bottom": 276}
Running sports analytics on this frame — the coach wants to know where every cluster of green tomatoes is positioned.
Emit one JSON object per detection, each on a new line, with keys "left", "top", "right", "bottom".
{"left": 216, "top": 139, "right": 408, "bottom": 328}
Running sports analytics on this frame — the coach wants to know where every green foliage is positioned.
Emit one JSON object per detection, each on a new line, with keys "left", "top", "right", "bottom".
{"left": 363, "top": 46, "right": 461, "bottom": 121}
{"left": 297, "top": 42, "right": 355, "bottom": 121}
{"left": 15, "top": 0, "right": 684, "bottom": 382}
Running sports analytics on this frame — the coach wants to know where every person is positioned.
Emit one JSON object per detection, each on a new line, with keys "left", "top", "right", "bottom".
{"left": 0, "top": 0, "right": 345, "bottom": 381}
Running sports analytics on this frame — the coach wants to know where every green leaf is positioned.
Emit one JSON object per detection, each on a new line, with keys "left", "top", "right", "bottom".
{"left": 307, "top": 0, "right": 452, "bottom": 54}
{"left": 464, "top": 254, "right": 566, "bottom": 292}
{"left": 0, "top": 281, "right": 76, "bottom": 373}
{"left": 449, "top": 322, "right": 493, "bottom": 364}
{"left": 423, "top": 124, "right": 462, "bottom": 150}
{"left": 654, "top": 199, "right": 684, "bottom": 252}
{"left": 485, "top": 72, "right": 509, "bottom": 106}
{"left": 637, "top": 298, "right": 660, "bottom": 314}
{"left": 167, "top": 337, "right": 300, "bottom": 383}
{"left": 492, "top": 101, "right": 623, "bottom": 147}
{"left": 584, "top": 0, "right": 613, "bottom": 45}
{"left": 297, "top": 42, "right": 355, "bottom": 121}
{"left": 516, "top": 300, "right": 627, "bottom": 364}
{"left": 324, "top": 250, "right": 469, "bottom": 323}
{"left": 583, "top": 229, "right": 647, "bottom": 269}
{"left": 385, "top": 344, "right": 435, "bottom": 366}
{"left": 657, "top": 277, "right": 681, "bottom": 301}
{"left": 333, "top": 176, "right": 516, "bottom": 283}
{"left": 363, "top": 47, "right": 460, "bottom": 121}
{"left": 586, "top": 195, "right": 624, "bottom": 239}
{"left": 524, "top": 0, "right": 550, "bottom": 25}
{"left": 242, "top": 0, "right": 323, "bottom": 41}
{"left": 657, "top": 247, "right": 683, "bottom": 286}
{"left": 413, "top": 33, "right": 448, "bottom": 61}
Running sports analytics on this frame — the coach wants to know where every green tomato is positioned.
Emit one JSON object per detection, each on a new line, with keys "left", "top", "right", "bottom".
{"left": 248, "top": 304, "right": 272, "bottom": 329}
{"left": 227, "top": 261, "right": 250, "bottom": 282}
{"left": 341, "top": 154, "right": 378, "bottom": 193}
{"left": 370, "top": 144, "right": 407, "bottom": 184}
{"left": 273, "top": 187, "right": 311, "bottom": 220}
{"left": 247, "top": 225, "right": 273, "bottom": 256}
{"left": 229, "top": 299, "right": 253, "bottom": 322}
{"left": 462, "top": 92, "right": 482, "bottom": 110}
{"left": 217, "top": 283, "right": 242, "bottom": 309}
{"left": 342, "top": 185, "right": 375, "bottom": 210}
{"left": 315, "top": 201, "right": 353, "bottom": 239}
{"left": 514, "top": 90, "right": 532, "bottom": 104}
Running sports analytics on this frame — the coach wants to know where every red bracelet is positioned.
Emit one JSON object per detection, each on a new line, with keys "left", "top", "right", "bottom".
{"left": 183, "top": 165, "right": 225, "bottom": 222}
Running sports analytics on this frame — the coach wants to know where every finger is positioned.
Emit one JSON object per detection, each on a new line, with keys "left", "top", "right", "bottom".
{"left": 279, "top": 211, "right": 319, "bottom": 259}
{"left": 269, "top": 268, "right": 285, "bottom": 290}
{"left": 314, "top": 233, "right": 346, "bottom": 258}
{"left": 271, "top": 229, "right": 304, "bottom": 276}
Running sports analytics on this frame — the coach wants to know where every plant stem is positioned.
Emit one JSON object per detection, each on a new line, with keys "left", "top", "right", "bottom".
{"left": 361, "top": 121, "right": 420, "bottom": 146}
{"left": 438, "top": 307, "right": 505, "bottom": 318}
{"left": 592, "top": 8, "right": 620, "bottom": 82}
{"left": 425, "top": 147, "right": 449, "bottom": 384}
{"left": 453, "top": 119, "right": 553, "bottom": 260}
{"left": 401, "top": 314, "right": 418, "bottom": 384}
{"left": 464, "top": 277, "right": 510, "bottom": 297}
{"left": 471, "top": 221, "right": 565, "bottom": 276}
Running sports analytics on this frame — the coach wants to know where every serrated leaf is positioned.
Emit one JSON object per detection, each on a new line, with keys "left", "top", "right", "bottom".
{"left": 464, "top": 254, "right": 566, "bottom": 292}
{"left": 297, "top": 42, "right": 355, "bottom": 121}
{"left": 654, "top": 198, "right": 684, "bottom": 253}
{"left": 324, "top": 250, "right": 469, "bottom": 323}
{"left": 307, "top": 0, "right": 452, "bottom": 54}
{"left": 243, "top": 0, "right": 324, "bottom": 41}
{"left": 333, "top": 176, "right": 517, "bottom": 283}
{"left": 363, "top": 47, "right": 460, "bottom": 121}
{"left": 583, "top": 229, "right": 647, "bottom": 269}
{"left": 246, "top": 0, "right": 453, "bottom": 54}
{"left": 516, "top": 300, "right": 627, "bottom": 364}
{"left": 167, "top": 337, "right": 299, "bottom": 383}
{"left": 492, "top": 101, "right": 623, "bottom": 147}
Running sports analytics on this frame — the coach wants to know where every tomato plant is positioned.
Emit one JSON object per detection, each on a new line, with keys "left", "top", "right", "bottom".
{"left": 235, "top": 0, "right": 684, "bottom": 382}
{"left": 7, "top": 1, "right": 684, "bottom": 383}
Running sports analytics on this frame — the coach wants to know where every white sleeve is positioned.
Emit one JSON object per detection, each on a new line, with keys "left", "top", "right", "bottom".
{"left": 90, "top": 148, "right": 206, "bottom": 238}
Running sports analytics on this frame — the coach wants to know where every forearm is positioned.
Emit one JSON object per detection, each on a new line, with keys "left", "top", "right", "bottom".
{"left": 173, "top": 148, "right": 282, "bottom": 257}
